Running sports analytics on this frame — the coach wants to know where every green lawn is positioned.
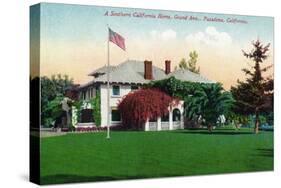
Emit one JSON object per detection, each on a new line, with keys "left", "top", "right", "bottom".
{"left": 40, "top": 128, "right": 273, "bottom": 184}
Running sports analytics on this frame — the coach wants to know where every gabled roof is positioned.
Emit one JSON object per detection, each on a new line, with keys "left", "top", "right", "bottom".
{"left": 88, "top": 65, "right": 116, "bottom": 76}
{"left": 80, "top": 59, "right": 214, "bottom": 89}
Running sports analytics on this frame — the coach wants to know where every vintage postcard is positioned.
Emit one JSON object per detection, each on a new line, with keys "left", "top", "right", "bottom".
{"left": 30, "top": 3, "right": 274, "bottom": 185}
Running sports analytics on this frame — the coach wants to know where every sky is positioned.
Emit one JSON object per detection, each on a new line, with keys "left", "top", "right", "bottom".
{"left": 36, "top": 3, "right": 274, "bottom": 90}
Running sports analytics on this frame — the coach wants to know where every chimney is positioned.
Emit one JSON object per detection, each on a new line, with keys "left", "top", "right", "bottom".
{"left": 165, "top": 60, "right": 171, "bottom": 74}
{"left": 144, "top": 60, "right": 153, "bottom": 80}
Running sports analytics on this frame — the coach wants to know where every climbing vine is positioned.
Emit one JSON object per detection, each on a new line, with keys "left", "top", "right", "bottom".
{"left": 72, "top": 100, "right": 83, "bottom": 126}
{"left": 146, "top": 76, "right": 211, "bottom": 99}
{"left": 90, "top": 93, "right": 101, "bottom": 126}
{"left": 118, "top": 88, "right": 178, "bottom": 129}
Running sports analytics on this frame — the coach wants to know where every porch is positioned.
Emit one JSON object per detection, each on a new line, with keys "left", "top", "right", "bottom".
{"left": 144, "top": 102, "right": 184, "bottom": 131}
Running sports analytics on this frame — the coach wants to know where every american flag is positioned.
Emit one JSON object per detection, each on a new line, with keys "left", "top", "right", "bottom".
{"left": 109, "top": 28, "right": 126, "bottom": 51}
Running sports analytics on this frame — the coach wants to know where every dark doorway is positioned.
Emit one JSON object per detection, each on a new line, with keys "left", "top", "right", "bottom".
{"left": 80, "top": 109, "right": 94, "bottom": 123}
{"left": 173, "top": 108, "right": 181, "bottom": 121}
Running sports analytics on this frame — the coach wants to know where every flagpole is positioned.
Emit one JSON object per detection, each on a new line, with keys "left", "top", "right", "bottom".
{"left": 106, "top": 26, "right": 111, "bottom": 139}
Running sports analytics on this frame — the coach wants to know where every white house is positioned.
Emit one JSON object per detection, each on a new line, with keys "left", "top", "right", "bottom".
{"left": 73, "top": 60, "right": 213, "bottom": 131}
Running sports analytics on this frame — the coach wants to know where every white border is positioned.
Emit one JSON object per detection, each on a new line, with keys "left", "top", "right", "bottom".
{"left": 0, "top": 0, "right": 280, "bottom": 188}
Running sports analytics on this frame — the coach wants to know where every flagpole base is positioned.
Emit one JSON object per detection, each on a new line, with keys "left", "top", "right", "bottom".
{"left": 106, "top": 125, "right": 110, "bottom": 139}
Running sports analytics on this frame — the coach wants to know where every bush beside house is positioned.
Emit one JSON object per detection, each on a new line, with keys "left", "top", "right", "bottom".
{"left": 118, "top": 88, "right": 178, "bottom": 129}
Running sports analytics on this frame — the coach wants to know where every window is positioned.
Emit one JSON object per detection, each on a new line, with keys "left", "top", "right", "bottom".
{"left": 112, "top": 85, "right": 120, "bottom": 96}
{"left": 111, "top": 109, "right": 121, "bottom": 121}
{"left": 82, "top": 91, "right": 86, "bottom": 100}
{"left": 131, "top": 85, "right": 138, "bottom": 91}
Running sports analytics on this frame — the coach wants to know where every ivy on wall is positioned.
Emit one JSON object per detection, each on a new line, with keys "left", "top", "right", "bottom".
{"left": 90, "top": 93, "right": 101, "bottom": 126}
{"left": 146, "top": 76, "right": 211, "bottom": 99}
{"left": 72, "top": 100, "right": 83, "bottom": 126}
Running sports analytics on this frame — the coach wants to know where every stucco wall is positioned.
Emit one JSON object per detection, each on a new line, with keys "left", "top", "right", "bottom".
{"left": 100, "top": 84, "right": 133, "bottom": 127}
{"left": 78, "top": 84, "right": 185, "bottom": 130}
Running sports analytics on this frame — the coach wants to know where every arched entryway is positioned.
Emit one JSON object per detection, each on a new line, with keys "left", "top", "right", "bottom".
{"left": 173, "top": 108, "right": 181, "bottom": 121}
{"left": 172, "top": 108, "right": 181, "bottom": 129}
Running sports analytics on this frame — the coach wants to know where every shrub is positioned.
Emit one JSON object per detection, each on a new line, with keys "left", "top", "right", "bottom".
{"left": 118, "top": 88, "right": 178, "bottom": 129}
{"left": 185, "top": 83, "right": 234, "bottom": 132}
{"left": 41, "top": 95, "right": 64, "bottom": 127}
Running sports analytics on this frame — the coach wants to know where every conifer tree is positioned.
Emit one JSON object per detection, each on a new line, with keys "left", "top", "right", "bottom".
{"left": 231, "top": 39, "right": 272, "bottom": 134}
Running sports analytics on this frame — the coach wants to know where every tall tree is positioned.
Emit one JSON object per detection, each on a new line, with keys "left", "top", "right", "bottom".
{"left": 231, "top": 39, "right": 272, "bottom": 134}
{"left": 187, "top": 50, "right": 200, "bottom": 73}
{"left": 178, "top": 58, "right": 188, "bottom": 70}
{"left": 41, "top": 74, "right": 74, "bottom": 107}
{"left": 178, "top": 51, "right": 200, "bottom": 73}
{"left": 41, "top": 74, "right": 74, "bottom": 127}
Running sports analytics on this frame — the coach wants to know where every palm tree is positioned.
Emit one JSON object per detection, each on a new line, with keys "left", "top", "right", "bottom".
{"left": 185, "top": 83, "right": 234, "bottom": 132}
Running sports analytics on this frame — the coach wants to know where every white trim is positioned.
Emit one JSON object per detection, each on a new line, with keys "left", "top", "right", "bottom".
{"left": 75, "top": 122, "right": 96, "bottom": 128}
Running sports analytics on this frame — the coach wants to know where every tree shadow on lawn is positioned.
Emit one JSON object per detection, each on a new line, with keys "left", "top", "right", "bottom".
{"left": 256, "top": 148, "right": 274, "bottom": 157}
{"left": 40, "top": 173, "right": 179, "bottom": 185}
{"left": 174, "top": 130, "right": 254, "bottom": 135}
{"left": 41, "top": 174, "right": 137, "bottom": 185}
{"left": 40, "top": 168, "right": 273, "bottom": 185}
